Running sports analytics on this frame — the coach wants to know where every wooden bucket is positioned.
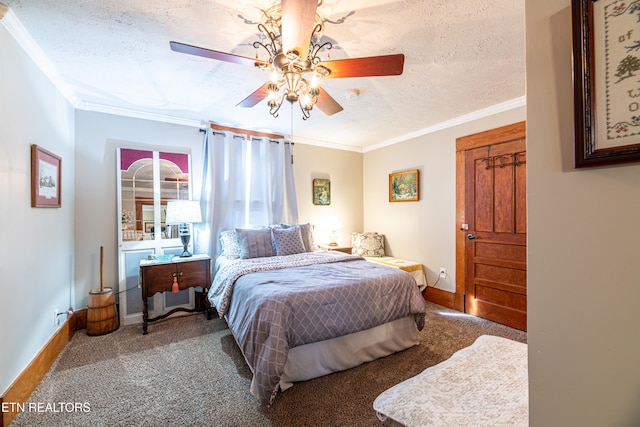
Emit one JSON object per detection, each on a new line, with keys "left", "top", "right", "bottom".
{"left": 87, "top": 288, "right": 119, "bottom": 336}
{"left": 87, "top": 246, "right": 119, "bottom": 336}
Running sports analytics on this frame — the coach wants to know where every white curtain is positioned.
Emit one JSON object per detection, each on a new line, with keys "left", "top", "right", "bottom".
{"left": 195, "top": 127, "right": 298, "bottom": 259}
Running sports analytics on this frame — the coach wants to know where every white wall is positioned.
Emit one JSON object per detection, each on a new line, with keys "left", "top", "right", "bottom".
{"left": 527, "top": 1, "right": 640, "bottom": 425}
{"left": 0, "top": 25, "right": 75, "bottom": 394}
{"left": 363, "top": 107, "right": 525, "bottom": 291}
{"left": 73, "top": 111, "right": 204, "bottom": 308}
{"left": 73, "top": 115, "right": 365, "bottom": 309}
{"left": 293, "top": 144, "right": 363, "bottom": 246}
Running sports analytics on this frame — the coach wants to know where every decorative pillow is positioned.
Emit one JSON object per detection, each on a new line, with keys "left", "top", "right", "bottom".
{"left": 281, "top": 223, "right": 316, "bottom": 252}
{"left": 219, "top": 229, "right": 241, "bottom": 259}
{"left": 272, "top": 226, "right": 306, "bottom": 256}
{"left": 351, "top": 232, "right": 386, "bottom": 257}
{"left": 235, "top": 228, "right": 276, "bottom": 259}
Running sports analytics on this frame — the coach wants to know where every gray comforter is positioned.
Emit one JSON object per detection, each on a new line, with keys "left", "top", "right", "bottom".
{"left": 208, "top": 252, "right": 427, "bottom": 406}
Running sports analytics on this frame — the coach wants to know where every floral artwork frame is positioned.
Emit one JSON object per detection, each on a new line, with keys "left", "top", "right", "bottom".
{"left": 389, "top": 169, "right": 419, "bottom": 202}
{"left": 313, "top": 179, "right": 331, "bottom": 205}
{"left": 572, "top": 0, "right": 640, "bottom": 167}
{"left": 31, "top": 144, "right": 62, "bottom": 208}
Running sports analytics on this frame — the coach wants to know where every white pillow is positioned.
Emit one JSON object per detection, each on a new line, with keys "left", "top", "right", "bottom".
{"left": 219, "top": 230, "right": 240, "bottom": 259}
{"left": 352, "top": 232, "right": 385, "bottom": 257}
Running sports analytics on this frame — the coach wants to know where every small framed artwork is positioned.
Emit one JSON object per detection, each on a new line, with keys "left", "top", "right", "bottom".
{"left": 572, "top": 0, "right": 640, "bottom": 167}
{"left": 389, "top": 169, "right": 419, "bottom": 202}
{"left": 31, "top": 144, "right": 62, "bottom": 208}
{"left": 313, "top": 179, "right": 331, "bottom": 205}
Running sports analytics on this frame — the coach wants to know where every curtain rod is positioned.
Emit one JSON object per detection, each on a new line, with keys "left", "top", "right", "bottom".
{"left": 207, "top": 123, "right": 285, "bottom": 140}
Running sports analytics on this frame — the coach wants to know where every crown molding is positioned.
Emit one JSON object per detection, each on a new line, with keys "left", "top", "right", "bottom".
{"left": 1, "top": 8, "right": 81, "bottom": 107}
{"left": 362, "top": 96, "right": 527, "bottom": 153}
{"left": 79, "top": 98, "right": 525, "bottom": 154}
{"left": 77, "top": 101, "right": 203, "bottom": 128}
{"left": 288, "top": 135, "right": 364, "bottom": 153}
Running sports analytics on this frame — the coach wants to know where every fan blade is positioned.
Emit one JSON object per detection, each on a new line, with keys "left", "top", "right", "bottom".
{"left": 281, "top": 0, "right": 317, "bottom": 61}
{"left": 170, "top": 41, "right": 268, "bottom": 68}
{"left": 320, "top": 54, "right": 405, "bottom": 79}
{"left": 236, "top": 82, "right": 271, "bottom": 108}
{"left": 315, "top": 88, "right": 343, "bottom": 116}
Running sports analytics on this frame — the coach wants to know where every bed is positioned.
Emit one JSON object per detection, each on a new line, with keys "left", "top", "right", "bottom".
{"left": 208, "top": 226, "right": 427, "bottom": 406}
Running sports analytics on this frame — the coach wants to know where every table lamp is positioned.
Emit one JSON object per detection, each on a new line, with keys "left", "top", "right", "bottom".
{"left": 165, "top": 200, "right": 202, "bottom": 257}
{"left": 327, "top": 217, "right": 342, "bottom": 246}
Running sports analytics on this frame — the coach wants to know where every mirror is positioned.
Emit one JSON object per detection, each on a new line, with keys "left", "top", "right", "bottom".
{"left": 120, "top": 150, "right": 190, "bottom": 241}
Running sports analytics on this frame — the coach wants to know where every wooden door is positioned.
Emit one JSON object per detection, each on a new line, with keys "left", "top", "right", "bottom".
{"left": 462, "top": 125, "right": 527, "bottom": 330}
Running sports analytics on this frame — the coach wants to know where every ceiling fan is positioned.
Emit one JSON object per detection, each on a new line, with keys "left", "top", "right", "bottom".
{"left": 170, "top": 0, "right": 405, "bottom": 120}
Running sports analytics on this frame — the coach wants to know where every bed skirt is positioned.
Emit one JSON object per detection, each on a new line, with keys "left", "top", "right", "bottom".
{"left": 272, "top": 315, "right": 419, "bottom": 393}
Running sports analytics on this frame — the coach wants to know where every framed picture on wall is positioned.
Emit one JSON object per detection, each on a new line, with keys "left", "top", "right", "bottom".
{"left": 572, "top": 0, "right": 640, "bottom": 167}
{"left": 31, "top": 144, "right": 62, "bottom": 208}
{"left": 389, "top": 169, "right": 419, "bottom": 202}
{"left": 313, "top": 179, "right": 331, "bottom": 205}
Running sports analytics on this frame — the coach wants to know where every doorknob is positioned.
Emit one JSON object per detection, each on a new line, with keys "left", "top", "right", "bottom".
{"left": 467, "top": 234, "right": 477, "bottom": 240}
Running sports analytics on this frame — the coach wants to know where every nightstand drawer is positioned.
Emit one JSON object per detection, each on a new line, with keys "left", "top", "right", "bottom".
{"left": 179, "top": 261, "right": 209, "bottom": 288}
{"left": 143, "top": 263, "right": 178, "bottom": 295}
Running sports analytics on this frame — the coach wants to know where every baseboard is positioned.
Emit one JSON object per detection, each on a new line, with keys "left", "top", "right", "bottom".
{"left": 0, "top": 312, "right": 77, "bottom": 427}
{"left": 423, "top": 286, "right": 465, "bottom": 312}
{"left": 74, "top": 308, "right": 88, "bottom": 330}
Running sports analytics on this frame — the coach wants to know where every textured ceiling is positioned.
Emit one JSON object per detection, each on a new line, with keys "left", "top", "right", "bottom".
{"left": 1, "top": 0, "right": 525, "bottom": 151}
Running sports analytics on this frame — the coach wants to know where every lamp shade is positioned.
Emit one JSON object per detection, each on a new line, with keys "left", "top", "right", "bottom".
{"left": 327, "top": 217, "right": 342, "bottom": 233}
{"left": 165, "top": 200, "right": 202, "bottom": 224}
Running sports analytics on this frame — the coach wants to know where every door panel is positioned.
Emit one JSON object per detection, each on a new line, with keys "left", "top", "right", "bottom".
{"left": 465, "top": 136, "right": 527, "bottom": 331}
{"left": 515, "top": 152, "right": 527, "bottom": 234}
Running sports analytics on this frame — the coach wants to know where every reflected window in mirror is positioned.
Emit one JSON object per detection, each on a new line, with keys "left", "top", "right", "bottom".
{"left": 119, "top": 149, "right": 190, "bottom": 241}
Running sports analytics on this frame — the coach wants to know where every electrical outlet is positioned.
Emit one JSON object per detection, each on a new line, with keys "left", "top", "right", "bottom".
{"left": 53, "top": 309, "right": 59, "bottom": 326}
{"left": 439, "top": 268, "right": 447, "bottom": 279}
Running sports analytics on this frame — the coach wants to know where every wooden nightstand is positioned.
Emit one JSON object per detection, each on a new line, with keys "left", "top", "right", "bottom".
{"left": 318, "top": 244, "right": 353, "bottom": 254}
{"left": 139, "top": 254, "right": 211, "bottom": 334}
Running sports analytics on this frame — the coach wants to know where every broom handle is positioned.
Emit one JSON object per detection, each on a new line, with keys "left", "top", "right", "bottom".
{"left": 100, "top": 246, "right": 104, "bottom": 292}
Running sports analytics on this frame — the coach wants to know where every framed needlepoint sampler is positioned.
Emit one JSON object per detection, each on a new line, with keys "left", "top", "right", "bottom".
{"left": 572, "top": 0, "right": 640, "bottom": 167}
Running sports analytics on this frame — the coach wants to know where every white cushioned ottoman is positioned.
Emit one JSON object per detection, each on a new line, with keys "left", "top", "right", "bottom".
{"left": 373, "top": 335, "right": 528, "bottom": 426}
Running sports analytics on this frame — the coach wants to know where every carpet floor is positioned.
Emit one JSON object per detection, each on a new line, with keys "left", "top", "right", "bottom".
{"left": 12, "top": 302, "right": 526, "bottom": 427}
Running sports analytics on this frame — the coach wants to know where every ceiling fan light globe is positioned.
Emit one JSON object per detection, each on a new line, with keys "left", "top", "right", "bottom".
{"left": 310, "top": 73, "right": 319, "bottom": 88}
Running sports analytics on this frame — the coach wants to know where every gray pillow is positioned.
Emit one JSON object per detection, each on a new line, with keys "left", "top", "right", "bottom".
{"left": 272, "top": 226, "right": 306, "bottom": 256}
{"left": 235, "top": 228, "right": 276, "bottom": 259}
{"left": 281, "top": 223, "right": 315, "bottom": 252}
